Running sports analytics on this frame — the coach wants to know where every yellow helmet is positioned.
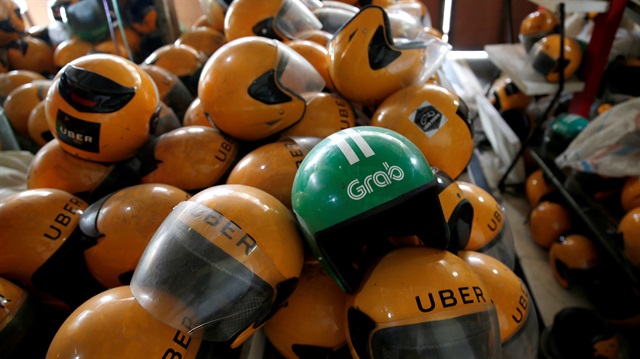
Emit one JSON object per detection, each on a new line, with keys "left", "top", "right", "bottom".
{"left": 278, "top": 92, "right": 356, "bottom": 139}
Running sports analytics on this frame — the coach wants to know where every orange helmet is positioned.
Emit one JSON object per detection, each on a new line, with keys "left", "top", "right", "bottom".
{"left": 113, "top": 25, "right": 142, "bottom": 56}
{"left": 182, "top": 97, "right": 216, "bottom": 128}
{"left": 91, "top": 39, "right": 129, "bottom": 58}
{"left": 45, "top": 54, "right": 160, "bottom": 163}
{"left": 529, "top": 34, "right": 583, "bottom": 83}
{"left": 226, "top": 136, "right": 320, "bottom": 210}
{"left": 548, "top": 234, "right": 600, "bottom": 289}
{"left": 458, "top": 181, "right": 516, "bottom": 270}
{"left": 263, "top": 259, "right": 348, "bottom": 358}
{"left": 529, "top": 200, "right": 573, "bottom": 249}
{"left": 618, "top": 207, "right": 640, "bottom": 268}
{"left": 278, "top": 92, "right": 356, "bottom": 139}
{"left": 142, "top": 44, "right": 207, "bottom": 96}
{"left": 286, "top": 39, "right": 334, "bottom": 92}
{"left": 0, "top": 188, "right": 105, "bottom": 309}
{"left": 224, "top": 0, "right": 322, "bottom": 42}
{"left": 490, "top": 78, "right": 532, "bottom": 111}
{"left": 519, "top": 8, "right": 559, "bottom": 52}
{"left": 621, "top": 177, "right": 640, "bottom": 212}
{"left": 80, "top": 183, "right": 190, "bottom": 289}
{"left": 175, "top": 27, "right": 227, "bottom": 57}
{"left": 327, "top": 5, "right": 450, "bottom": 106}
{"left": 345, "top": 247, "right": 501, "bottom": 358}
{"left": 140, "top": 64, "right": 194, "bottom": 120}
{"left": 458, "top": 250, "right": 539, "bottom": 357}
{"left": 432, "top": 166, "right": 473, "bottom": 251}
{"left": 525, "top": 168, "right": 556, "bottom": 206}
{"left": 122, "top": 0, "right": 158, "bottom": 34}
{"left": 0, "top": 276, "right": 37, "bottom": 357}
{"left": 26, "top": 100, "right": 53, "bottom": 147}
{"left": 3, "top": 80, "right": 52, "bottom": 137}
{"left": 7, "top": 36, "right": 57, "bottom": 76}
{"left": 52, "top": 37, "right": 93, "bottom": 69}
{"left": 131, "top": 184, "right": 305, "bottom": 348}
{"left": 198, "top": 36, "right": 325, "bottom": 141}
{"left": 370, "top": 83, "right": 473, "bottom": 179}
{"left": 26, "top": 139, "right": 141, "bottom": 203}
{"left": 46, "top": 286, "right": 210, "bottom": 358}
{"left": 297, "top": 28, "right": 333, "bottom": 46}
{"left": 0, "top": 0, "right": 25, "bottom": 46}
{"left": 0, "top": 69, "right": 47, "bottom": 103}
{"left": 199, "top": 0, "right": 228, "bottom": 32}
{"left": 138, "top": 126, "right": 239, "bottom": 192}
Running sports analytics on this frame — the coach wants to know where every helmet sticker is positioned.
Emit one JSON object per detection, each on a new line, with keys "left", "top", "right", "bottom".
{"left": 334, "top": 128, "right": 375, "bottom": 165}
{"left": 408, "top": 101, "right": 448, "bottom": 138}
{"left": 55, "top": 109, "right": 100, "bottom": 153}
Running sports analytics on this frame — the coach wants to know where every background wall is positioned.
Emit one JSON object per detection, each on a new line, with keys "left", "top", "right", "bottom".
{"left": 22, "top": 0, "right": 539, "bottom": 50}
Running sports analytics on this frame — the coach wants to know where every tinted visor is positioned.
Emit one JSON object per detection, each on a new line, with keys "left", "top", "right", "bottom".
{"left": 131, "top": 201, "right": 284, "bottom": 342}
{"left": 58, "top": 65, "right": 135, "bottom": 113}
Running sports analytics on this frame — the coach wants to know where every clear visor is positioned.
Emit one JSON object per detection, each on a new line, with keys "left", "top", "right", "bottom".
{"left": 275, "top": 41, "right": 326, "bottom": 102}
{"left": 275, "top": 0, "right": 323, "bottom": 40}
{"left": 502, "top": 279, "right": 540, "bottom": 359}
{"left": 130, "top": 201, "right": 285, "bottom": 342}
{"left": 477, "top": 216, "right": 516, "bottom": 270}
{"left": 313, "top": 7, "right": 358, "bottom": 34}
{"left": 386, "top": 2, "right": 432, "bottom": 28}
{"left": 368, "top": 303, "right": 501, "bottom": 358}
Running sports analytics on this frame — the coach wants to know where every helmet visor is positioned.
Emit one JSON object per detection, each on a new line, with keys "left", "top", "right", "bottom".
{"left": 478, "top": 216, "right": 516, "bottom": 270}
{"left": 275, "top": 0, "right": 323, "bottom": 39}
{"left": 275, "top": 41, "right": 326, "bottom": 102}
{"left": 502, "top": 279, "right": 540, "bottom": 358}
{"left": 362, "top": 304, "right": 501, "bottom": 358}
{"left": 131, "top": 201, "right": 285, "bottom": 342}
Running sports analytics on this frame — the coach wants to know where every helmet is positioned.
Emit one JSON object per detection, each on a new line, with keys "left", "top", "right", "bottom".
{"left": 226, "top": 137, "right": 320, "bottom": 210}
{"left": 131, "top": 184, "right": 305, "bottom": 347}
{"left": 3, "top": 80, "right": 52, "bottom": 137}
{"left": 142, "top": 44, "right": 207, "bottom": 96}
{"left": 141, "top": 64, "right": 194, "bottom": 120}
{"left": 0, "top": 69, "right": 46, "bottom": 103}
{"left": 45, "top": 54, "right": 160, "bottom": 163}
{"left": 370, "top": 83, "right": 473, "bottom": 179}
{"left": 263, "top": 259, "right": 348, "bottom": 358}
{"left": 345, "top": 247, "right": 501, "bottom": 359}
{"left": 620, "top": 177, "right": 640, "bottom": 212}
{"left": 432, "top": 166, "right": 473, "bottom": 251}
{"left": 529, "top": 200, "right": 573, "bottom": 249}
{"left": 458, "top": 181, "right": 517, "bottom": 270}
{"left": 286, "top": 39, "right": 334, "bottom": 92}
{"left": 525, "top": 168, "right": 556, "bottom": 207}
{"left": 113, "top": 25, "right": 142, "bottom": 57}
{"left": 529, "top": 34, "right": 583, "bottom": 83}
{"left": 490, "top": 78, "right": 532, "bottom": 111}
{"left": 26, "top": 139, "right": 141, "bottom": 202}
{"left": 122, "top": 0, "right": 158, "bottom": 34}
{"left": 61, "top": 0, "right": 110, "bottom": 43}
{"left": 0, "top": 277, "right": 37, "bottom": 357}
{"left": 198, "top": 36, "right": 325, "bottom": 141}
{"left": 618, "top": 207, "right": 640, "bottom": 268}
{"left": 175, "top": 27, "right": 227, "bottom": 57}
{"left": 312, "top": 3, "right": 358, "bottom": 34}
{"left": 182, "top": 97, "right": 216, "bottom": 128}
{"left": 224, "top": 0, "right": 322, "bottom": 42}
{"left": 327, "top": 5, "right": 450, "bottom": 106}
{"left": 138, "top": 126, "right": 239, "bottom": 192}
{"left": 199, "top": 0, "right": 228, "bottom": 32}
{"left": 0, "top": 0, "right": 25, "bottom": 46}
{"left": 52, "top": 37, "right": 93, "bottom": 69}
{"left": 291, "top": 126, "right": 449, "bottom": 293}
{"left": 540, "top": 307, "right": 620, "bottom": 359}
{"left": 92, "top": 39, "right": 129, "bottom": 58}
{"left": 548, "top": 234, "right": 601, "bottom": 289}
{"left": 27, "top": 100, "right": 53, "bottom": 147}
{"left": 457, "top": 250, "right": 539, "bottom": 358}
{"left": 79, "top": 184, "right": 190, "bottom": 289}
{"left": 297, "top": 28, "right": 333, "bottom": 46}
{"left": 540, "top": 113, "right": 589, "bottom": 159}
{"left": 45, "top": 286, "right": 211, "bottom": 359}
{"left": 519, "top": 8, "right": 559, "bottom": 52}
{"left": 0, "top": 188, "right": 105, "bottom": 309}
{"left": 278, "top": 92, "right": 356, "bottom": 139}
{"left": 48, "top": 0, "right": 79, "bottom": 23}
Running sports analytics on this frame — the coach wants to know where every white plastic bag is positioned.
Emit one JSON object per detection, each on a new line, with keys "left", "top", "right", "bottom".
{"left": 555, "top": 97, "right": 640, "bottom": 177}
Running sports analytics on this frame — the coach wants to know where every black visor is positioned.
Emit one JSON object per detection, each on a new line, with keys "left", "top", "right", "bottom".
{"left": 59, "top": 65, "right": 136, "bottom": 113}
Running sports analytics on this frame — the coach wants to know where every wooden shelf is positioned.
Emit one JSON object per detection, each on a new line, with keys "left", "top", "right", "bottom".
{"left": 530, "top": 0, "right": 611, "bottom": 13}
{"left": 484, "top": 43, "right": 585, "bottom": 96}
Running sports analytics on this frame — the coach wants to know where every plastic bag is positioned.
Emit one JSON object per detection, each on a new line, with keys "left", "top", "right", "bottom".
{"left": 555, "top": 97, "right": 640, "bottom": 177}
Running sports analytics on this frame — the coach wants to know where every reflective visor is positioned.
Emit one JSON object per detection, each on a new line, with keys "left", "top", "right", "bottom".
{"left": 368, "top": 304, "right": 501, "bottom": 358}
{"left": 58, "top": 65, "right": 135, "bottom": 113}
{"left": 130, "top": 201, "right": 283, "bottom": 342}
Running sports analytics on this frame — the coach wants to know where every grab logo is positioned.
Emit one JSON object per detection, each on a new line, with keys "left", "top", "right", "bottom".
{"left": 333, "top": 129, "right": 405, "bottom": 200}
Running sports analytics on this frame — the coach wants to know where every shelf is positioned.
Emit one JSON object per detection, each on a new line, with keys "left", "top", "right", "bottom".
{"left": 484, "top": 43, "right": 585, "bottom": 96}
{"left": 529, "top": 0, "right": 611, "bottom": 13}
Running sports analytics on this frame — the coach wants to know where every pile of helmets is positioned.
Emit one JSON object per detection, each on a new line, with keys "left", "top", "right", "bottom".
{"left": 2, "top": 1, "right": 535, "bottom": 358}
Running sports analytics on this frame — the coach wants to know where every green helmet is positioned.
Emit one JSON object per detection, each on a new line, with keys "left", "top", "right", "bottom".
{"left": 291, "top": 126, "right": 449, "bottom": 293}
